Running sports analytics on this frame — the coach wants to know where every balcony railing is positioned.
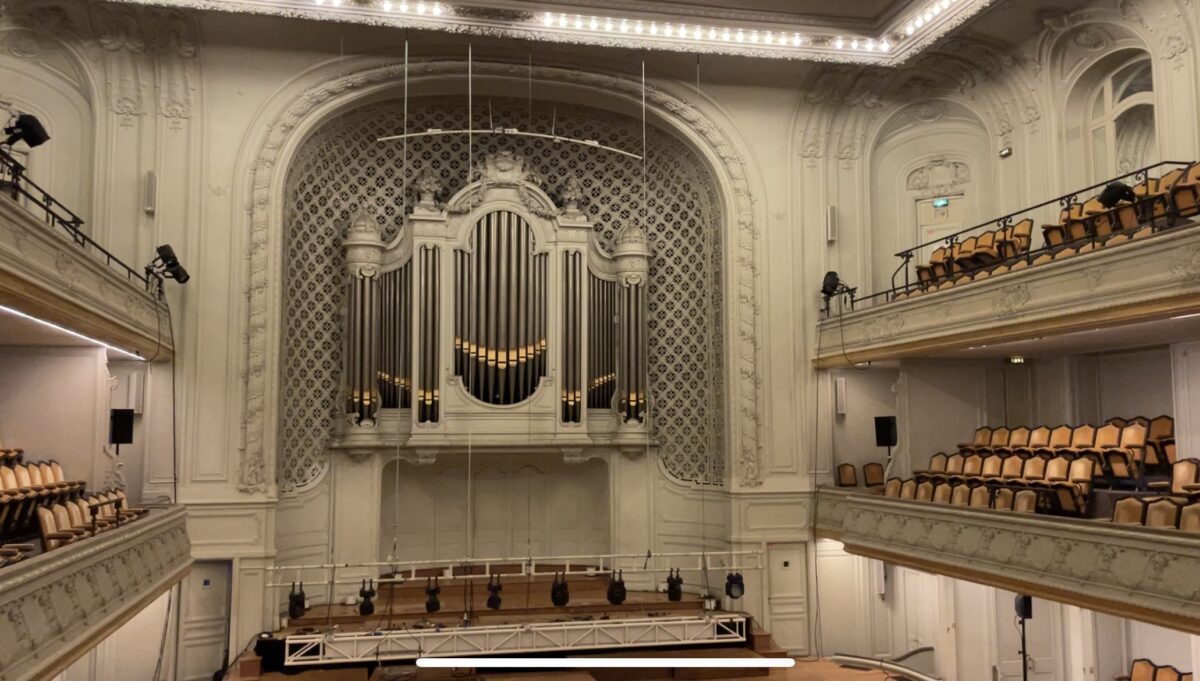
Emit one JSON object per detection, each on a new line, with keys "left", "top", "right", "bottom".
{"left": 0, "top": 148, "right": 147, "bottom": 286}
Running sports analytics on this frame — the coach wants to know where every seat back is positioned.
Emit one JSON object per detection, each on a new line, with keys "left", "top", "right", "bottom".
{"left": 1172, "top": 459, "right": 1200, "bottom": 494}
{"left": 1154, "top": 666, "right": 1183, "bottom": 681}
{"left": 928, "top": 453, "right": 948, "bottom": 473}
{"left": 1092, "top": 423, "right": 1120, "bottom": 449}
{"left": 1010, "top": 218, "right": 1033, "bottom": 250}
{"left": 1131, "top": 660, "right": 1156, "bottom": 681}
{"left": 1068, "top": 458, "right": 1096, "bottom": 495}
{"left": 968, "top": 486, "right": 991, "bottom": 508}
{"left": 915, "top": 481, "right": 934, "bottom": 501}
{"left": 38, "top": 506, "right": 69, "bottom": 551}
{"left": 988, "top": 427, "right": 1011, "bottom": 447}
{"left": 1148, "top": 415, "right": 1174, "bottom": 441}
{"left": 1000, "top": 455, "right": 1025, "bottom": 479}
{"left": 980, "top": 455, "right": 1003, "bottom": 478}
{"left": 1181, "top": 503, "right": 1200, "bottom": 533}
{"left": 961, "top": 455, "right": 983, "bottom": 477}
{"left": 50, "top": 460, "right": 66, "bottom": 483}
{"left": 0, "top": 466, "right": 18, "bottom": 491}
{"left": 932, "top": 483, "right": 953, "bottom": 504}
{"left": 38, "top": 462, "right": 56, "bottom": 486}
{"left": 992, "top": 488, "right": 1015, "bottom": 510}
{"left": 1006, "top": 427, "right": 1031, "bottom": 448}
{"left": 969, "top": 427, "right": 991, "bottom": 446}
{"left": 836, "top": 463, "right": 858, "bottom": 487}
{"left": 863, "top": 462, "right": 885, "bottom": 487}
{"left": 1013, "top": 489, "right": 1038, "bottom": 513}
{"left": 1022, "top": 456, "right": 1048, "bottom": 480}
{"left": 945, "top": 454, "right": 965, "bottom": 475}
{"left": 1026, "top": 426, "right": 1050, "bottom": 449}
{"left": 1120, "top": 422, "right": 1148, "bottom": 450}
{"left": 14, "top": 464, "right": 33, "bottom": 488}
{"left": 1144, "top": 499, "right": 1182, "bottom": 529}
{"left": 884, "top": 478, "right": 903, "bottom": 498}
{"left": 976, "top": 230, "right": 995, "bottom": 250}
{"left": 1048, "top": 425, "right": 1072, "bottom": 448}
{"left": 1069, "top": 425, "right": 1096, "bottom": 448}
{"left": 900, "top": 480, "right": 918, "bottom": 500}
{"left": 1112, "top": 497, "right": 1146, "bottom": 525}
{"left": 950, "top": 485, "right": 971, "bottom": 506}
{"left": 1044, "top": 457, "right": 1070, "bottom": 481}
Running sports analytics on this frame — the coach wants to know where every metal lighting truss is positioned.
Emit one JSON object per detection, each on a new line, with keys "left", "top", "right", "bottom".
{"left": 282, "top": 613, "right": 748, "bottom": 666}
{"left": 265, "top": 549, "right": 763, "bottom": 589}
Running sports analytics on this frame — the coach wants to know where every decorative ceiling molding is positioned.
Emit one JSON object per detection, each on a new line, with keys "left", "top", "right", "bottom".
{"left": 100, "top": 0, "right": 997, "bottom": 65}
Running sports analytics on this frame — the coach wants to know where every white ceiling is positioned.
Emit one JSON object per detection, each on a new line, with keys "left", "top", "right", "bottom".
{"left": 940, "top": 314, "right": 1200, "bottom": 360}
{"left": 0, "top": 307, "right": 130, "bottom": 359}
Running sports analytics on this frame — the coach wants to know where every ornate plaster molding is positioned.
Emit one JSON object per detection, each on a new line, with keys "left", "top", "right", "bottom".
{"left": 239, "top": 59, "right": 763, "bottom": 490}
{"left": 0, "top": 196, "right": 171, "bottom": 360}
{"left": 0, "top": 506, "right": 192, "bottom": 681}
{"left": 814, "top": 223, "right": 1200, "bottom": 367}
{"left": 818, "top": 491, "right": 1200, "bottom": 634}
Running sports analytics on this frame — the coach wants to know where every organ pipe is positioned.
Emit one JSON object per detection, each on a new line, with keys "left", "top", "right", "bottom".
{"left": 341, "top": 212, "right": 386, "bottom": 425}
{"left": 612, "top": 223, "right": 652, "bottom": 424}
{"left": 379, "top": 264, "right": 412, "bottom": 409}
{"left": 418, "top": 245, "right": 440, "bottom": 423}
{"left": 454, "top": 211, "right": 546, "bottom": 405}
{"left": 587, "top": 275, "right": 617, "bottom": 409}
{"left": 562, "top": 251, "right": 582, "bottom": 423}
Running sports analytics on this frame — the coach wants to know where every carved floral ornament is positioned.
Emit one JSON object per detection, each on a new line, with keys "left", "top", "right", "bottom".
{"left": 906, "top": 158, "right": 971, "bottom": 195}
{"left": 239, "top": 60, "right": 764, "bottom": 493}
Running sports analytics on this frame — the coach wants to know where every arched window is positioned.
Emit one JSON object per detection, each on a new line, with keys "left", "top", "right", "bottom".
{"left": 1087, "top": 55, "right": 1156, "bottom": 181}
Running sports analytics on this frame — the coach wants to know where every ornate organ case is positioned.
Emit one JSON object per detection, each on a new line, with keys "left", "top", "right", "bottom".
{"left": 336, "top": 150, "right": 652, "bottom": 454}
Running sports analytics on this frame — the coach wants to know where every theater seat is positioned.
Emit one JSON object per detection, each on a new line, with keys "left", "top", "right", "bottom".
{"left": 899, "top": 480, "right": 918, "bottom": 500}
{"left": 1181, "top": 504, "right": 1200, "bottom": 533}
{"left": 1112, "top": 497, "right": 1146, "bottom": 525}
{"left": 883, "top": 478, "right": 903, "bottom": 498}
{"left": 863, "top": 462, "right": 885, "bottom": 489}
{"left": 836, "top": 463, "right": 858, "bottom": 487}
{"left": 1144, "top": 498, "right": 1183, "bottom": 529}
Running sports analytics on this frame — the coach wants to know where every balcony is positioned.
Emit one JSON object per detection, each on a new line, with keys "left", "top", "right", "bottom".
{"left": 0, "top": 153, "right": 170, "bottom": 360}
{"left": 0, "top": 506, "right": 191, "bottom": 681}
{"left": 813, "top": 488, "right": 1200, "bottom": 634}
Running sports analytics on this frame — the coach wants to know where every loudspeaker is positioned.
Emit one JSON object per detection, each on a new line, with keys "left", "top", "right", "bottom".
{"left": 254, "top": 635, "right": 285, "bottom": 673}
{"left": 874, "top": 416, "right": 897, "bottom": 448}
{"left": 109, "top": 409, "right": 134, "bottom": 446}
{"left": 1014, "top": 594, "right": 1033, "bottom": 620}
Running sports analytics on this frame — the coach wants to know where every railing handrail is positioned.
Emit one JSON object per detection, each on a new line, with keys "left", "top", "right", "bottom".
{"left": 0, "top": 147, "right": 148, "bottom": 285}
{"left": 893, "top": 160, "right": 1193, "bottom": 258}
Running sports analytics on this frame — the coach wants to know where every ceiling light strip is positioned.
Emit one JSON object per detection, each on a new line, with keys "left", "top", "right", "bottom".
{"left": 0, "top": 304, "right": 145, "bottom": 361}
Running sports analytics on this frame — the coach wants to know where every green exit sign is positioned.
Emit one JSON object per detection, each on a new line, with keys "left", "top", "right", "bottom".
{"left": 933, "top": 197, "right": 950, "bottom": 208}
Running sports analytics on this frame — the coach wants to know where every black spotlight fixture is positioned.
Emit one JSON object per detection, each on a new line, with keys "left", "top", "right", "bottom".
{"left": 666, "top": 568, "right": 683, "bottom": 602}
{"left": 287, "top": 582, "right": 307, "bottom": 620}
{"left": 551, "top": 572, "right": 570, "bottom": 607}
{"left": 486, "top": 574, "right": 502, "bottom": 610}
{"left": 358, "top": 579, "right": 376, "bottom": 617}
{"left": 724, "top": 572, "right": 745, "bottom": 600}
{"left": 3, "top": 113, "right": 50, "bottom": 148}
{"left": 606, "top": 570, "right": 627, "bottom": 605}
{"left": 146, "top": 244, "right": 190, "bottom": 285}
{"left": 425, "top": 576, "right": 441, "bottom": 613}
{"left": 819, "top": 271, "right": 857, "bottom": 315}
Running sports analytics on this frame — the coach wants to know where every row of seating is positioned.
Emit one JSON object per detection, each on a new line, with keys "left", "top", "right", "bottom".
{"left": 1120, "top": 658, "right": 1194, "bottom": 681}
{"left": 835, "top": 462, "right": 885, "bottom": 489}
{"left": 0, "top": 455, "right": 146, "bottom": 566}
{"left": 885, "top": 454, "right": 1097, "bottom": 515}
{"left": 898, "top": 164, "right": 1199, "bottom": 300}
{"left": 1112, "top": 496, "right": 1200, "bottom": 532}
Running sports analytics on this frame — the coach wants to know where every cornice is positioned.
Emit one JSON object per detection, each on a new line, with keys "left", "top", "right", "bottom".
{"left": 0, "top": 506, "right": 192, "bottom": 681}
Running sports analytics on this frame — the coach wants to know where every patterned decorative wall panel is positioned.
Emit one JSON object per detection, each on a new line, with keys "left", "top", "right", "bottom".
{"left": 281, "top": 98, "right": 725, "bottom": 490}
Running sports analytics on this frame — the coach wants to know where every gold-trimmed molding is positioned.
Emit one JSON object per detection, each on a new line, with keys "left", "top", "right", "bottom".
{"left": 813, "top": 489, "right": 1200, "bottom": 634}
{"left": 0, "top": 506, "right": 192, "bottom": 681}
{"left": 814, "top": 224, "right": 1200, "bottom": 368}
{"left": 0, "top": 196, "right": 172, "bottom": 361}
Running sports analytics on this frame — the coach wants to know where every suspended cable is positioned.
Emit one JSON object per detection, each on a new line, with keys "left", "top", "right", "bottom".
{"left": 468, "top": 43, "right": 472, "bottom": 186}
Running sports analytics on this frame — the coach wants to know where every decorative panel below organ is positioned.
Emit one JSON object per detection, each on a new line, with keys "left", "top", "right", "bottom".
{"left": 335, "top": 150, "right": 652, "bottom": 453}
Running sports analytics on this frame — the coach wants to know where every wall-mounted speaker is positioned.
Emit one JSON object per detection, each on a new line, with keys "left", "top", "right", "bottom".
{"left": 834, "top": 377, "right": 847, "bottom": 415}
{"left": 826, "top": 205, "right": 838, "bottom": 243}
{"left": 1014, "top": 594, "right": 1033, "bottom": 620}
{"left": 109, "top": 408, "right": 134, "bottom": 446}
{"left": 143, "top": 170, "right": 157, "bottom": 215}
{"left": 874, "top": 416, "right": 897, "bottom": 448}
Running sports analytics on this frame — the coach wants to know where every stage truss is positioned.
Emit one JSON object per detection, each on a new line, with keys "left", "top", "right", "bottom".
{"left": 283, "top": 614, "right": 748, "bottom": 666}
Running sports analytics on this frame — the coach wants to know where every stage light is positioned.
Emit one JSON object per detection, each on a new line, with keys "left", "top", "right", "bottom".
{"left": 425, "top": 576, "right": 441, "bottom": 613}
{"left": 551, "top": 572, "right": 570, "bottom": 607}
{"left": 146, "top": 244, "right": 190, "bottom": 285}
{"left": 666, "top": 568, "right": 683, "bottom": 602}
{"left": 606, "top": 570, "right": 627, "bottom": 605}
{"left": 486, "top": 574, "right": 502, "bottom": 610}
{"left": 358, "top": 579, "right": 376, "bottom": 616}
{"left": 288, "top": 582, "right": 307, "bottom": 620}
{"left": 821, "top": 271, "right": 841, "bottom": 298}
{"left": 725, "top": 572, "right": 745, "bottom": 599}
{"left": 998, "top": 146, "right": 1013, "bottom": 159}
{"left": 3, "top": 114, "right": 50, "bottom": 148}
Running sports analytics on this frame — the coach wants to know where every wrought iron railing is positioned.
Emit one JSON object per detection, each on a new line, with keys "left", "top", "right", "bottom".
{"left": 843, "top": 160, "right": 1195, "bottom": 311}
{"left": 0, "top": 147, "right": 148, "bottom": 285}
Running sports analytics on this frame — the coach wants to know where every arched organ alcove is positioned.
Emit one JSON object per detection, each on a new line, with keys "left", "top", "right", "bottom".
{"left": 337, "top": 150, "right": 652, "bottom": 452}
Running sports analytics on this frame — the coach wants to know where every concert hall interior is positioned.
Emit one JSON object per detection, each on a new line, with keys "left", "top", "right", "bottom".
{"left": 4, "top": 0, "right": 1200, "bottom": 679}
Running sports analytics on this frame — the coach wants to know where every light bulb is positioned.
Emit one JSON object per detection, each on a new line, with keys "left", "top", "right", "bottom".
{"left": 764, "top": 32, "right": 774, "bottom": 44}
{"left": 880, "top": 40, "right": 891, "bottom": 52}
{"left": 664, "top": 23, "right": 673, "bottom": 37}
{"left": 589, "top": 16, "right": 598, "bottom": 30}
{"left": 722, "top": 29, "right": 731, "bottom": 41}
{"left": 915, "top": 17, "right": 925, "bottom": 27}
{"left": 650, "top": 22, "right": 658, "bottom": 35}
{"left": 416, "top": 2, "right": 425, "bottom": 14}
{"left": 574, "top": 15, "right": 582, "bottom": 28}
{"left": 398, "top": 1, "right": 408, "bottom": 11}
{"left": 932, "top": 5, "right": 941, "bottom": 14}
{"left": 431, "top": 2, "right": 442, "bottom": 15}
{"left": 750, "top": 31, "right": 759, "bottom": 43}
{"left": 558, "top": 13, "right": 567, "bottom": 27}
{"left": 382, "top": 0, "right": 392, "bottom": 9}
{"left": 923, "top": 11, "right": 933, "bottom": 21}
{"left": 833, "top": 37, "right": 844, "bottom": 48}
{"left": 542, "top": 12, "right": 552, "bottom": 26}
{"left": 708, "top": 28, "right": 717, "bottom": 39}
{"left": 619, "top": 19, "right": 628, "bottom": 32}
{"left": 735, "top": 29, "right": 744, "bottom": 42}
{"left": 604, "top": 18, "right": 613, "bottom": 30}
{"left": 635, "top": 20, "right": 643, "bottom": 33}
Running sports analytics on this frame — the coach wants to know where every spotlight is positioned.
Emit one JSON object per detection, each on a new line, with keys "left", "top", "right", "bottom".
{"left": 288, "top": 582, "right": 307, "bottom": 620}
{"left": 425, "top": 576, "right": 441, "bottom": 613}
{"left": 551, "top": 572, "right": 570, "bottom": 607}
{"left": 3, "top": 114, "right": 49, "bottom": 148}
{"left": 666, "top": 568, "right": 683, "bottom": 602}
{"left": 606, "top": 570, "right": 627, "bottom": 605}
{"left": 821, "top": 271, "right": 841, "bottom": 297}
{"left": 724, "top": 572, "right": 745, "bottom": 600}
{"left": 998, "top": 146, "right": 1013, "bottom": 159}
{"left": 486, "top": 574, "right": 502, "bottom": 610}
{"left": 358, "top": 579, "right": 376, "bottom": 616}
{"left": 145, "top": 244, "right": 190, "bottom": 286}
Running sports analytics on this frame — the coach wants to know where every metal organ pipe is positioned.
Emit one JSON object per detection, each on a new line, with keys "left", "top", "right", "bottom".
{"left": 341, "top": 212, "right": 386, "bottom": 425}
{"left": 418, "top": 245, "right": 440, "bottom": 423}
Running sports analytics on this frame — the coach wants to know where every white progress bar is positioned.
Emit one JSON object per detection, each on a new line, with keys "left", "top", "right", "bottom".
{"left": 417, "top": 658, "right": 796, "bottom": 668}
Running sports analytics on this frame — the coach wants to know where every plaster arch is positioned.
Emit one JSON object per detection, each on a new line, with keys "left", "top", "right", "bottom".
{"left": 231, "top": 57, "right": 768, "bottom": 496}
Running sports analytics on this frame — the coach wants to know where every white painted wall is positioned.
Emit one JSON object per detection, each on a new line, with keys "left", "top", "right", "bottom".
{"left": 52, "top": 588, "right": 176, "bottom": 681}
{"left": 830, "top": 367, "right": 899, "bottom": 479}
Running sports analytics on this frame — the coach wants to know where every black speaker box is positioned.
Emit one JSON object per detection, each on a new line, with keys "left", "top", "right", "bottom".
{"left": 1014, "top": 594, "right": 1033, "bottom": 620}
{"left": 874, "top": 416, "right": 898, "bottom": 448}
{"left": 109, "top": 408, "right": 134, "bottom": 446}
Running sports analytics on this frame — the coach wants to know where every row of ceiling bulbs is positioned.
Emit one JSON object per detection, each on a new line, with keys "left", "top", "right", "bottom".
{"left": 904, "top": 0, "right": 957, "bottom": 36}
{"left": 314, "top": 0, "right": 447, "bottom": 14}
{"left": 540, "top": 12, "right": 892, "bottom": 52}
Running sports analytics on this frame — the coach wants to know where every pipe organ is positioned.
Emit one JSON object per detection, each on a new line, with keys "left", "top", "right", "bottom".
{"left": 337, "top": 151, "right": 652, "bottom": 451}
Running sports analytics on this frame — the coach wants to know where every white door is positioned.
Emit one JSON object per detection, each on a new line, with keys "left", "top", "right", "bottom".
{"left": 767, "top": 543, "right": 809, "bottom": 653}
{"left": 900, "top": 568, "right": 937, "bottom": 650}
{"left": 915, "top": 195, "right": 966, "bottom": 265}
{"left": 176, "top": 561, "right": 232, "bottom": 681}
{"left": 994, "top": 591, "right": 1063, "bottom": 681}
